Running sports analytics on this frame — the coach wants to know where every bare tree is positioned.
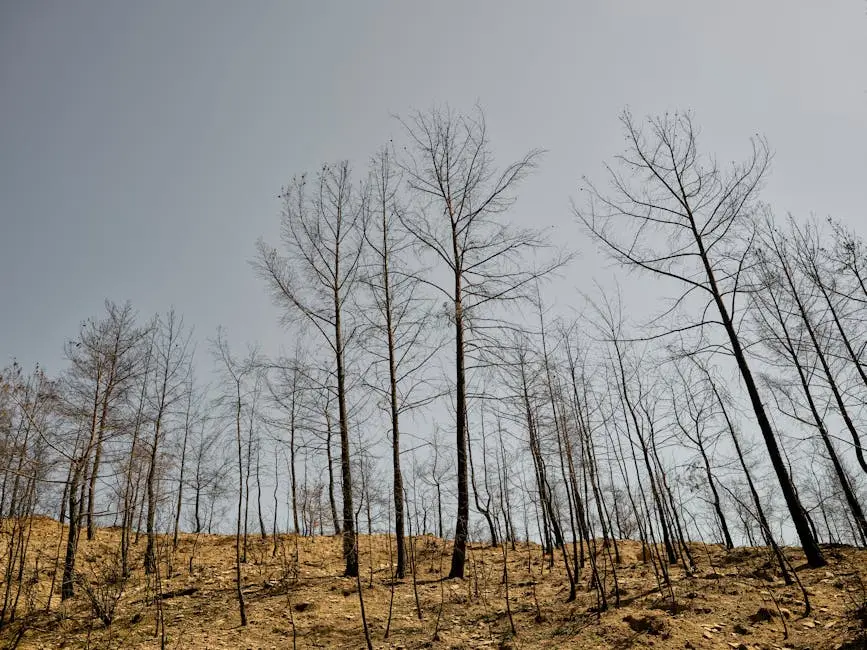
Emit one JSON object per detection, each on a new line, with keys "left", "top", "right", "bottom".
{"left": 790, "top": 218, "right": 867, "bottom": 478}
{"left": 497, "top": 333, "right": 578, "bottom": 597}
{"left": 212, "top": 329, "right": 258, "bottom": 627}
{"left": 750, "top": 220, "right": 867, "bottom": 543}
{"left": 120, "top": 325, "right": 155, "bottom": 577}
{"left": 0, "top": 362, "right": 57, "bottom": 625}
{"left": 302, "top": 364, "right": 343, "bottom": 536}
{"left": 240, "top": 364, "right": 265, "bottom": 557}
{"left": 668, "top": 361, "right": 734, "bottom": 549}
{"left": 361, "top": 148, "right": 440, "bottom": 578}
{"left": 266, "top": 353, "right": 312, "bottom": 536}
{"left": 398, "top": 106, "right": 568, "bottom": 577}
{"left": 61, "top": 301, "right": 147, "bottom": 598}
{"left": 577, "top": 110, "right": 825, "bottom": 567}
{"left": 256, "top": 161, "right": 367, "bottom": 576}
{"left": 173, "top": 366, "right": 201, "bottom": 548}
{"left": 187, "top": 412, "right": 228, "bottom": 536}
{"left": 415, "top": 426, "right": 452, "bottom": 540}
{"left": 143, "top": 309, "right": 192, "bottom": 575}
{"left": 83, "top": 302, "right": 144, "bottom": 541}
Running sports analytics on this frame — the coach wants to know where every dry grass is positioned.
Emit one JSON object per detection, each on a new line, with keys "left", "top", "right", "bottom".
{"left": 2, "top": 518, "right": 866, "bottom": 649}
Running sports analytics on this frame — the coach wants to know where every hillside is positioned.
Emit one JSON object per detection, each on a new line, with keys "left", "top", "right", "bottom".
{"left": 1, "top": 519, "right": 866, "bottom": 649}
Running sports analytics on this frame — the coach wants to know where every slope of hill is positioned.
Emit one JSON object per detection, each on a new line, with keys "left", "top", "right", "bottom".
{"left": 1, "top": 518, "right": 865, "bottom": 649}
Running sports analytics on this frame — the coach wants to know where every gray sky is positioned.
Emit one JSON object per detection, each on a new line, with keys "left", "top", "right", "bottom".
{"left": 2, "top": 1, "right": 865, "bottom": 372}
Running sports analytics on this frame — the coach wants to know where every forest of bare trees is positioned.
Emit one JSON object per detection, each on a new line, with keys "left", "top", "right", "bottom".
{"left": 2, "top": 107, "right": 866, "bottom": 635}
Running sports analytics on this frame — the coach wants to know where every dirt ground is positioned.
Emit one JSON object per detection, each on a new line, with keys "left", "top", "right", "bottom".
{"left": 2, "top": 518, "right": 866, "bottom": 649}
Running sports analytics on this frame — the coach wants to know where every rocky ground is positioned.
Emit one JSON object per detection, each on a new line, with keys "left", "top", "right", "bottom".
{"left": 2, "top": 518, "right": 866, "bottom": 649}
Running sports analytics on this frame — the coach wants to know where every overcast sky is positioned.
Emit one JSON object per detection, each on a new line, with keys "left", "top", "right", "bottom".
{"left": 2, "top": 1, "right": 865, "bottom": 373}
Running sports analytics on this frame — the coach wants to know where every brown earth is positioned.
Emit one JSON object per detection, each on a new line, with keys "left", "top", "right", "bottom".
{"left": 2, "top": 518, "right": 866, "bottom": 649}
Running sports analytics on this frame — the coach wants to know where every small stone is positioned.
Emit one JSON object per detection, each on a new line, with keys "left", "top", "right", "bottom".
{"left": 623, "top": 614, "right": 668, "bottom": 636}
{"left": 749, "top": 607, "right": 776, "bottom": 623}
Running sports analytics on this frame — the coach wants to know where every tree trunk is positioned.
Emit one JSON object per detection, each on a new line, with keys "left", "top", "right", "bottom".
{"left": 448, "top": 278, "right": 470, "bottom": 579}
{"left": 467, "top": 418, "right": 498, "bottom": 547}
{"left": 290, "top": 407, "right": 300, "bottom": 535}
{"left": 173, "top": 396, "right": 190, "bottom": 548}
{"left": 61, "top": 464, "right": 83, "bottom": 601}
{"left": 144, "top": 415, "right": 161, "bottom": 575}
{"left": 325, "top": 409, "right": 341, "bottom": 535}
{"left": 334, "top": 299, "right": 358, "bottom": 577}
{"left": 234, "top": 381, "right": 248, "bottom": 626}
{"left": 691, "top": 219, "right": 825, "bottom": 567}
